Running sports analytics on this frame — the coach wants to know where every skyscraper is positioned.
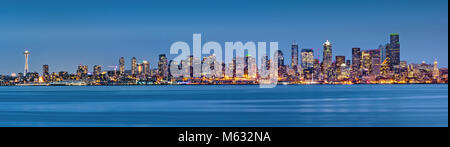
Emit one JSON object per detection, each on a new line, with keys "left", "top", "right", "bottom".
{"left": 361, "top": 50, "right": 371, "bottom": 76}
{"left": 277, "top": 50, "right": 286, "bottom": 78}
{"left": 277, "top": 50, "right": 284, "bottom": 68}
{"left": 369, "top": 49, "right": 381, "bottom": 76}
{"left": 131, "top": 57, "right": 137, "bottom": 76}
{"left": 433, "top": 59, "right": 440, "bottom": 80}
{"left": 291, "top": 43, "right": 299, "bottom": 73}
{"left": 24, "top": 50, "right": 30, "bottom": 75}
{"left": 379, "top": 44, "right": 388, "bottom": 62}
{"left": 137, "top": 63, "right": 143, "bottom": 76}
{"left": 43, "top": 64, "right": 49, "bottom": 81}
{"left": 158, "top": 54, "right": 169, "bottom": 80}
{"left": 119, "top": 57, "right": 125, "bottom": 76}
{"left": 143, "top": 60, "right": 150, "bottom": 76}
{"left": 388, "top": 33, "right": 400, "bottom": 68}
{"left": 322, "top": 40, "right": 333, "bottom": 70}
{"left": 301, "top": 49, "right": 314, "bottom": 69}
{"left": 42, "top": 65, "right": 49, "bottom": 77}
{"left": 352, "top": 48, "right": 361, "bottom": 72}
{"left": 301, "top": 49, "right": 314, "bottom": 80}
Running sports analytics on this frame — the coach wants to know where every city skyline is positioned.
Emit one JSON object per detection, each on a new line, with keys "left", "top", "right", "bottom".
{"left": 2, "top": 34, "right": 447, "bottom": 75}
{"left": 0, "top": 0, "right": 448, "bottom": 74}
{"left": 1, "top": 33, "right": 447, "bottom": 87}
{"left": 4, "top": 33, "right": 448, "bottom": 76}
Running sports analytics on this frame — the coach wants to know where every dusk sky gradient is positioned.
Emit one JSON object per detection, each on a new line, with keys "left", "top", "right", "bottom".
{"left": 0, "top": 0, "right": 448, "bottom": 74}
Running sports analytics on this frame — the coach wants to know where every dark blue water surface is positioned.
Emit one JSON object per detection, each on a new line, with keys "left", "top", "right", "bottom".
{"left": 0, "top": 85, "right": 447, "bottom": 127}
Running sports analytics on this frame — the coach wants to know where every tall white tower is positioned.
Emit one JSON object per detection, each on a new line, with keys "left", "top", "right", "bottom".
{"left": 24, "top": 50, "right": 30, "bottom": 75}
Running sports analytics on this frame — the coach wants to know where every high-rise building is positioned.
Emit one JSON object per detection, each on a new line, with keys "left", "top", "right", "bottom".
{"left": 131, "top": 57, "right": 137, "bottom": 76}
{"left": 119, "top": 57, "right": 125, "bottom": 76}
{"left": 369, "top": 49, "right": 381, "bottom": 59}
{"left": 24, "top": 50, "right": 30, "bottom": 75}
{"left": 291, "top": 43, "right": 299, "bottom": 73}
{"left": 277, "top": 50, "right": 286, "bottom": 78}
{"left": 388, "top": 33, "right": 400, "bottom": 68}
{"left": 335, "top": 56, "right": 346, "bottom": 77}
{"left": 369, "top": 49, "right": 381, "bottom": 76}
{"left": 42, "top": 65, "right": 49, "bottom": 76}
{"left": 143, "top": 60, "right": 150, "bottom": 76}
{"left": 277, "top": 50, "right": 284, "bottom": 68}
{"left": 77, "top": 65, "right": 88, "bottom": 79}
{"left": 93, "top": 65, "right": 102, "bottom": 77}
{"left": 361, "top": 50, "right": 371, "bottom": 76}
{"left": 352, "top": 48, "right": 361, "bottom": 72}
{"left": 336, "top": 56, "right": 346, "bottom": 67}
{"left": 322, "top": 40, "right": 333, "bottom": 70}
{"left": 261, "top": 55, "right": 270, "bottom": 71}
{"left": 433, "top": 59, "right": 440, "bottom": 80}
{"left": 137, "top": 63, "right": 143, "bottom": 76}
{"left": 381, "top": 57, "right": 391, "bottom": 77}
{"left": 158, "top": 54, "right": 169, "bottom": 80}
{"left": 243, "top": 55, "right": 257, "bottom": 79}
{"left": 379, "top": 44, "right": 389, "bottom": 62}
{"left": 371, "top": 57, "right": 381, "bottom": 77}
{"left": 301, "top": 49, "right": 314, "bottom": 69}
{"left": 43, "top": 64, "right": 49, "bottom": 81}
{"left": 83, "top": 65, "right": 88, "bottom": 75}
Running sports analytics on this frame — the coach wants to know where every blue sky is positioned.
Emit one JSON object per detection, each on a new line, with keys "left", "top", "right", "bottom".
{"left": 0, "top": 0, "right": 448, "bottom": 74}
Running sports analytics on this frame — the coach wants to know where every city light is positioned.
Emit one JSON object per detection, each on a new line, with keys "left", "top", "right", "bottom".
{"left": 0, "top": 33, "right": 448, "bottom": 86}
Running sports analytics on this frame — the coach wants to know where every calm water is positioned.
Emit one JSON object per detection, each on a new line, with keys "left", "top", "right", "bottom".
{"left": 0, "top": 85, "right": 447, "bottom": 127}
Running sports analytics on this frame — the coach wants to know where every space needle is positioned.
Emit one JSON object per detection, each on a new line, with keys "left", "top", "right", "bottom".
{"left": 24, "top": 50, "right": 30, "bottom": 75}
